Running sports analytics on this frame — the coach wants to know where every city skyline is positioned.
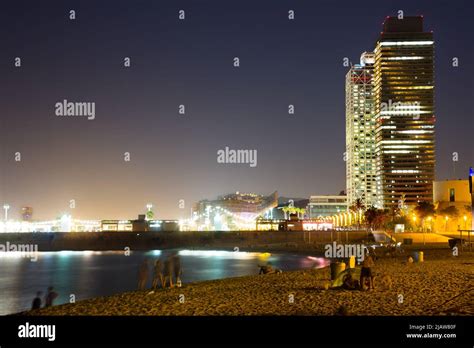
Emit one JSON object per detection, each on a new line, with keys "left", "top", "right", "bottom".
{"left": 1, "top": 1, "right": 473, "bottom": 220}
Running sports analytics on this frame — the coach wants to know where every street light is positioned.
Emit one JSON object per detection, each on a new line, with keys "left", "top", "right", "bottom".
{"left": 3, "top": 204, "right": 10, "bottom": 221}
{"left": 445, "top": 216, "right": 449, "bottom": 232}
{"left": 463, "top": 215, "right": 467, "bottom": 229}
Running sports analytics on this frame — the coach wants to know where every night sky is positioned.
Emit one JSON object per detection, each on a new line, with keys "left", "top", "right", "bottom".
{"left": 1, "top": 0, "right": 473, "bottom": 220}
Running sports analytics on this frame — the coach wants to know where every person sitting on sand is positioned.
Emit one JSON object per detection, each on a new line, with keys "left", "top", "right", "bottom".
{"left": 31, "top": 291, "right": 42, "bottom": 310}
{"left": 152, "top": 259, "right": 164, "bottom": 289}
{"left": 258, "top": 262, "right": 282, "bottom": 275}
{"left": 259, "top": 264, "right": 271, "bottom": 274}
{"left": 360, "top": 251, "right": 375, "bottom": 291}
{"left": 342, "top": 273, "right": 359, "bottom": 290}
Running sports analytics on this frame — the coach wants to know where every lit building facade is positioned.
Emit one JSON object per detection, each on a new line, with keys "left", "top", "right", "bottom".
{"left": 345, "top": 52, "right": 377, "bottom": 208}
{"left": 307, "top": 195, "right": 347, "bottom": 218}
{"left": 0, "top": 217, "right": 101, "bottom": 233}
{"left": 433, "top": 179, "right": 471, "bottom": 211}
{"left": 191, "top": 191, "right": 278, "bottom": 230}
{"left": 374, "top": 16, "right": 435, "bottom": 209}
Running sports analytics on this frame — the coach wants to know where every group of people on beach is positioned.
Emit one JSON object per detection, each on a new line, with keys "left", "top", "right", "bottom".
{"left": 258, "top": 262, "right": 282, "bottom": 275}
{"left": 138, "top": 252, "right": 182, "bottom": 290}
{"left": 341, "top": 249, "right": 376, "bottom": 291}
{"left": 31, "top": 286, "right": 58, "bottom": 310}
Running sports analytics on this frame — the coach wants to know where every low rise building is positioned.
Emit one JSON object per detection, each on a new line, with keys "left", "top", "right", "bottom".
{"left": 307, "top": 195, "right": 348, "bottom": 219}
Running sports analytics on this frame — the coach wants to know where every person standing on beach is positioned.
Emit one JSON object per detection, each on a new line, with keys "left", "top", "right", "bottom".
{"left": 138, "top": 259, "right": 149, "bottom": 290}
{"left": 360, "top": 251, "right": 375, "bottom": 291}
{"left": 172, "top": 253, "right": 182, "bottom": 287}
{"left": 31, "top": 291, "right": 42, "bottom": 310}
{"left": 152, "top": 259, "right": 164, "bottom": 289}
{"left": 163, "top": 255, "right": 174, "bottom": 288}
{"left": 44, "top": 287, "right": 58, "bottom": 307}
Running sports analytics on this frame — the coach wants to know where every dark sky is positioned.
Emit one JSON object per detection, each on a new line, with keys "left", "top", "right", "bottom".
{"left": 1, "top": 0, "right": 473, "bottom": 220}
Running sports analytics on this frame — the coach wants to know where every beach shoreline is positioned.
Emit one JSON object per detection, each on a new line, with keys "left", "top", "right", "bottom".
{"left": 23, "top": 249, "right": 474, "bottom": 316}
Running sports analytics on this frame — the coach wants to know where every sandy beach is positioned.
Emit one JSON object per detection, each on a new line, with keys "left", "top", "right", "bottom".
{"left": 25, "top": 249, "right": 473, "bottom": 316}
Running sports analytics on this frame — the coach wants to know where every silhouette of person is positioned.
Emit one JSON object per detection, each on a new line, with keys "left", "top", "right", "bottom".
{"left": 138, "top": 259, "right": 149, "bottom": 290}
{"left": 172, "top": 253, "right": 182, "bottom": 287}
{"left": 152, "top": 259, "right": 164, "bottom": 289}
{"left": 163, "top": 255, "right": 175, "bottom": 288}
{"left": 44, "top": 287, "right": 58, "bottom": 307}
{"left": 31, "top": 291, "right": 42, "bottom": 310}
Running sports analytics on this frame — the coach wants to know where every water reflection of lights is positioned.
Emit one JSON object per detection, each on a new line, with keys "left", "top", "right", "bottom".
{"left": 40, "top": 250, "right": 124, "bottom": 257}
{"left": 306, "top": 256, "right": 330, "bottom": 268}
{"left": 257, "top": 252, "right": 271, "bottom": 262}
{"left": 59, "top": 250, "right": 73, "bottom": 256}
{"left": 178, "top": 250, "right": 263, "bottom": 260}
{"left": 0, "top": 251, "right": 37, "bottom": 259}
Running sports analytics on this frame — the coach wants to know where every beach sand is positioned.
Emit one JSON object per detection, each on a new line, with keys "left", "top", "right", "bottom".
{"left": 26, "top": 249, "right": 473, "bottom": 316}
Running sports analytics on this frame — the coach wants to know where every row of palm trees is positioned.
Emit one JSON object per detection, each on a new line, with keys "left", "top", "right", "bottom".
{"left": 346, "top": 198, "right": 470, "bottom": 232}
{"left": 277, "top": 197, "right": 469, "bottom": 232}
{"left": 281, "top": 206, "right": 306, "bottom": 220}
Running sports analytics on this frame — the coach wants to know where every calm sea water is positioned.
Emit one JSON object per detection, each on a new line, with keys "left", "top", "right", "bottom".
{"left": 0, "top": 249, "right": 328, "bottom": 315}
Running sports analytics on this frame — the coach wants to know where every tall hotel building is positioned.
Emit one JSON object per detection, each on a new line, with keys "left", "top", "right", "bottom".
{"left": 373, "top": 16, "right": 435, "bottom": 209}
{"left": 346, "top": 16, "right": 435, "bottom": 210}
{"left": 345, "top": 52, "right": 377, "bottom": 208}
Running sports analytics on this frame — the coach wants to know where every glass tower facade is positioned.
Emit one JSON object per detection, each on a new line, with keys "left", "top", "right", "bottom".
{"left": 373, "top": 16, "right": 435, "bottom": 209}
{"left": 345, "top": 52, "right": 377, "bottom": 208}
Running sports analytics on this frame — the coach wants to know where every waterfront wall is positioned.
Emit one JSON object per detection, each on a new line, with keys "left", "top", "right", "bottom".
{"left": 0, "top": 230, "right": 373, "bottom": 251}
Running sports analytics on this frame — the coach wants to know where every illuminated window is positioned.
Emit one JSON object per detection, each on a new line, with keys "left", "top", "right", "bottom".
{"left": 449, "top": 188, "right": 455, "bottom": 202}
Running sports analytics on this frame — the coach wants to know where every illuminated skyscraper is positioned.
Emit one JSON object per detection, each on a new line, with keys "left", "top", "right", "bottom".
{"left": 373, "top": 16, "right": 435, "bottom": 209}
{"left": 345, "top": 52, "right": 377, "bottom": 208}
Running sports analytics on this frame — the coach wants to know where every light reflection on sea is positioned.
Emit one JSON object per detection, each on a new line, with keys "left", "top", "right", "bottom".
{"left": 0, "top": 249, "right": 328, "bottom": 315}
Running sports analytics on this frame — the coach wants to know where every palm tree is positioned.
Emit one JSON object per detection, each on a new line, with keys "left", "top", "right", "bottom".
{"left": 364, "top": 206, "right": 378, "bottom": 231}
{"left": 389, "top": 206, "right": 400, "bottom": 224}
{"left": 146, "top": 210, "right": 154, "bottom": 220}
{"left": 299, "top": 208, "right": 306, "bottom": 219}
{"left": 294, "top": 207, "right": 300, "bottom": 219}
{"left": 288, "top": 206, "right": 297, "bottom": 218}
{"left": 414, "top": 202, "right": 436, "bottom": 231}
{"left": 364, "top": 206, "right": 388, "bottom": 237}
{"left": 437, "top": 206, "right": 459, "bottom": 232}
{"left": 438, "top": 206, "right": 459, "bottom": 219}
{"left": 295, "top": 207, "right": 306, "bottom": 220}
{"left": 281, "top": 207, "right": 289, "bottom": 220}
{"left": 350, "top": 198, "right": 365, "bottom": 230}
